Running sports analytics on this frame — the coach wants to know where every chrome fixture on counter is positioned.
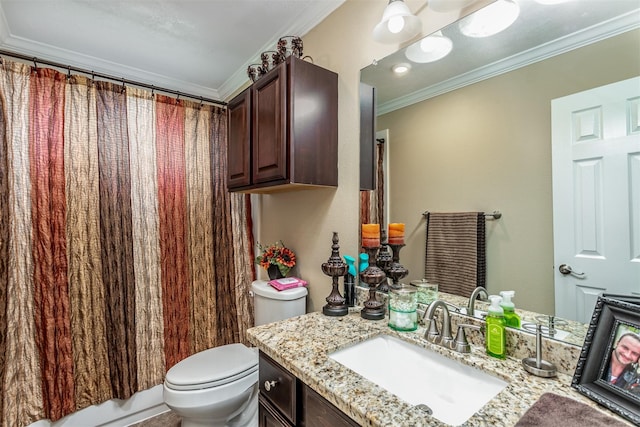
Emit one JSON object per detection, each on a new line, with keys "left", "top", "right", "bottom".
{"left": 424, "top": 300, "right": 454, "bottom": 347}
{"left": 467, "top": 286, "right": 489, "bottom": 316}
{"left": 452, "top": 324, "right": 483, "bottom": 353}
{"left": 424, "top": 299, "right": 483, "bottom": 354}
{"left": 522, "top": 323, "right": 558, "bottom": 378}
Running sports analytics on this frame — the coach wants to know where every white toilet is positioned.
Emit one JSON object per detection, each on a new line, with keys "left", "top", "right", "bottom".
{"left": 163, "top": 280, "right": 308, "bottom": 427}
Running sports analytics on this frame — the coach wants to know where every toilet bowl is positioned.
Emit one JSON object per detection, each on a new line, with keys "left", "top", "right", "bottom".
{"left": 163, "top": 343, "right": 259, "bottom": 427}
{"left": 163, "top": 280, "right": 307, "bottom": 426}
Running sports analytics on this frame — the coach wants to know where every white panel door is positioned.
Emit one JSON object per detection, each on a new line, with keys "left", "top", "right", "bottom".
{"left": 553, "top": 76, "right": 640, "bottom": 323}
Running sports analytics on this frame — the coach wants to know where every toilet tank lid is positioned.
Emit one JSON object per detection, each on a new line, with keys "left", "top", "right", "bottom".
{"left": 165, "top": 343, "right": 257, "bottom": 388}
{"left": 251, "top": 280, "right": 308, "bottom": 300}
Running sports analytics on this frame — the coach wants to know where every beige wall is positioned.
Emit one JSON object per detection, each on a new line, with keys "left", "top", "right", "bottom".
{"left": 378, "top": 30, "right": 640, "bottom": 314}
{"left": 253, "top": 0, "right": 460, "bottom": 312}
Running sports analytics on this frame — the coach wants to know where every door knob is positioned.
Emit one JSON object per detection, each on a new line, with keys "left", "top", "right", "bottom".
{"left": 558, "top": 264, "right": 586, "bottom": 279}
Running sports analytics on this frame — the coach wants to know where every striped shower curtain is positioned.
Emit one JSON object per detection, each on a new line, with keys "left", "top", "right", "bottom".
{"left": 0, "top": 59, "right": 255, "bottom": 426}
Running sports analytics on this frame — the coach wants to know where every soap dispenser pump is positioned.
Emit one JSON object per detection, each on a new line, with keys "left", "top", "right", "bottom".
{"left": 486, "top": 295, "right": 506, "bottom": 360}
{"left": 499, "top": 290, "right": 521, "bottom": 328}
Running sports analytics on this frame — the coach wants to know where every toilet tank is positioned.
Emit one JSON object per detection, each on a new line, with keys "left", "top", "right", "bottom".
{"left": 251, "top": 280, "right": 307, "bottom": 326}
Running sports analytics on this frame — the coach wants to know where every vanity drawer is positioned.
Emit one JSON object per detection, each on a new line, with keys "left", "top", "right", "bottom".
{"left": 259, "top": 351, "right": 298, "bottom": 425}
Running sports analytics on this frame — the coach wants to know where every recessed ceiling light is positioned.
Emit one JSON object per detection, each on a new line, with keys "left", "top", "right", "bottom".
{"left": 405, "top": 31, "right": 453, "bottom": 63}
{"left": 458, "top": 0, "right": 520, "bottom": 38}
{"left": 392, "top": 63, "right": 411, "bottom": 74}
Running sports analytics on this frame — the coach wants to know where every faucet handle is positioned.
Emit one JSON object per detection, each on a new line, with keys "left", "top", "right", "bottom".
{"left": 424, "top": 318, "right": 440, "bottom": 342}
{"left": 452, "top": 324, "right": 482, "bottom": 353}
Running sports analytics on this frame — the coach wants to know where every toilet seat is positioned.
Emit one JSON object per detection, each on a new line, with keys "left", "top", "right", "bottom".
{"left": 165, "top": 343, "right": 258, "bottom": 391}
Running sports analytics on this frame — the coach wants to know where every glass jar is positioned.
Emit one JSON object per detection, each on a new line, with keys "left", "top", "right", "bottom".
{"left": 411, "top": 279, "right": 438, "bottom": 306}
{"left": 388, "top": 284, "right": 418, "bottom": 331}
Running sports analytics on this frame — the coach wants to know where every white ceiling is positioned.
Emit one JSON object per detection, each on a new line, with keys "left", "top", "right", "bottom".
{"left": 0, "top": 0, "right": 345, "bottom": 102}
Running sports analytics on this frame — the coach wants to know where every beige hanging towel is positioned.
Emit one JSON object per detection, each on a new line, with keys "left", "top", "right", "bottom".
{"left": 424, "top": 212, "right": 486, "bottom": 298}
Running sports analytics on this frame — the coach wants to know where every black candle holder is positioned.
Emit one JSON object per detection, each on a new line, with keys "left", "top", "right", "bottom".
{"left": 321, "top": 232, "right": 348, "bottom": 316}
{"left": 376, "top": 240, "right": 392, "bottom": 293}
{"left": 360, "top": 246, "right": 386, "bottom": 320}
{"left": 386, "top": 243, "right": 408, "bottom": 290}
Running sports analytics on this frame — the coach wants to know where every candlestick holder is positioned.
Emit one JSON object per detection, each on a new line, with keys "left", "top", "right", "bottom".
{"left": 321, "top": 232, "right": 348, "bottom": 317}
{"left": 360, "top": 246, "right": 386, "bottom": 320}
{"left": 386, "top": 243, "right": 408, "bottom": 290}
{"left": 376, "top": 235, "right": 392, "bottom": 293}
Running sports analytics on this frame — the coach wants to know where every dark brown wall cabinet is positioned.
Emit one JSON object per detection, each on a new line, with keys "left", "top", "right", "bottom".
{"left": 227, "top": 56, "right": 338, "bottom": 193}
{"left": 359, "top": 82, "right": 376, "bottom": 191}
{"left": 258, "top": 352, "right": 358, "bottom": 427}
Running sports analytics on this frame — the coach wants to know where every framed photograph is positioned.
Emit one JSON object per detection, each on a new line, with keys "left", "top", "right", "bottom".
{"left": 572, "top": 296, "right": 640, "bottom": 424}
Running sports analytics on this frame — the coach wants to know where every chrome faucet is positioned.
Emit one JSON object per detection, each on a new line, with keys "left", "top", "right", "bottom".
{"left": 423, "top": 300, "right": 454, "bottom": 347}
{"left": 424, "top": 299, "right": 484, "bottom": 353}
{"left": 467, "top": 286, "right": 489, "bottom": 316}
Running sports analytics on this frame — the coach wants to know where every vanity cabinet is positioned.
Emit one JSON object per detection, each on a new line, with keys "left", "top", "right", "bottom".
{"left": 258, "top": 351, "right": 358, "bottom": 427}
{"left": 227, "top": 56, "right": 338, "bottom": 193}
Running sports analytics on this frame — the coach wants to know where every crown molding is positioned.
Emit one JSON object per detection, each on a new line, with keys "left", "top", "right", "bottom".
{"left": 219, "top": 0, "right": 345, "bottom": 101}
{"left": 377, "top": 11, "right": 640, "bottom": 116}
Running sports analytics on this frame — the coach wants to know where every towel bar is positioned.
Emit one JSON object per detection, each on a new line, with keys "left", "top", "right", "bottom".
{"left": 422, "top": 210, "right": 502, "bottom": 220}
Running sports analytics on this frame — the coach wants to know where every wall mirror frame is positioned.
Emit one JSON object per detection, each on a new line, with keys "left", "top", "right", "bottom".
{"left": 359, "top": 0, "right": 640, "bottom": 346}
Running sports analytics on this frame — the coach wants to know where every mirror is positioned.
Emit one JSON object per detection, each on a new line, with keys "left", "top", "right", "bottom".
{"left": 360, "top": 0, "right": 640, "bottom": 345}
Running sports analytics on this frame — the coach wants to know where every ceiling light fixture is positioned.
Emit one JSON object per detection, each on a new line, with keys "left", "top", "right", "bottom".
{"left": 405, "top": 31, "right": 453, "bottom": 63}
{"left": 458, "top": 0, "right": 520, "bottom": 38}
{"left": 373, "top": 0, "right": 422, "bottom": 44}
{"left": 392, "top": 63, "right": 412, "bottom": 74}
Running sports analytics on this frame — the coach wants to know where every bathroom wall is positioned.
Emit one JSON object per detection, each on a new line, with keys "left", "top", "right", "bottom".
{"left": 254, "top": 0, "right": 469, "bottom": 312}
{"left": 377, "top": 30, "right": 639, "bottom": 314}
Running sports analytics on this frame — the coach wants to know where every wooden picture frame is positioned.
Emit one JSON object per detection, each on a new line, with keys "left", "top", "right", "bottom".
{"left": 572, "top": 296, "right": 640, "bottom": 425}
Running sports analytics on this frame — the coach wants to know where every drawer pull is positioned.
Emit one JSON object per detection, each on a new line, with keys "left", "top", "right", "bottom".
{"left": 264, "top": 380, "right": 278, "bottom": 391}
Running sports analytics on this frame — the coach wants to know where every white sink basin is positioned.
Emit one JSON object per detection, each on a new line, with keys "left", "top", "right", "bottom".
{"left": 329, "top": 335, "right": 508, "bottom": 426}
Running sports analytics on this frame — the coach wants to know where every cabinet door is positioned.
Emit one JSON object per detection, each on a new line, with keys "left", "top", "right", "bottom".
{"left": 259, "top": 352, "right": 297, "bottom": 425}
{"left": 302, "top": 384, "right": 359, "bottom": 427}
{"left": 252, "top": 64, "right": 288, "bottom": 184}
{"left": 227, "top": 88, "right": 251, "bottom": 188}
{"left": 359, "top": 82, "right": 376, "bottom": 191}
{"left": 259, "top": 396, "right": 293, "bottom": 427}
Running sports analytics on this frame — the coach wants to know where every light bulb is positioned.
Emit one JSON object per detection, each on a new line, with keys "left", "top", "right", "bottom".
{"left": 405, "top": 31, "right": 452, "bottom": 63}
{"left": 387, "top": 16, "right": 405, "bottom": 34}
{"left": 459, "top": 0, "right": 520, "bottom": 38}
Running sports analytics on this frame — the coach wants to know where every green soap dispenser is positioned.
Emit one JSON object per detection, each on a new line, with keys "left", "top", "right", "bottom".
{"left": 499, "top": 290, "right": 521, "bottom": 328}
{"left": 486, "top": 295, "right": 506, "bottom": 360}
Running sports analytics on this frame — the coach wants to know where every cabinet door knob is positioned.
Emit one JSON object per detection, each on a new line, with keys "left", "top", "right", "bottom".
{"left": 264, "top": 380, "right": 278, "bottom": 391}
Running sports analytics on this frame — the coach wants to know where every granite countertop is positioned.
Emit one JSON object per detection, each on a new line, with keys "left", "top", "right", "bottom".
{"left": 247, "top": 309, "right": 630, "bottom": 427}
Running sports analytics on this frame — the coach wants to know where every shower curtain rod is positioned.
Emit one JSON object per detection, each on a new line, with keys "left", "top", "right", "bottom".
{"left": 0, "top": 48, "right": 227, "bottom": 107}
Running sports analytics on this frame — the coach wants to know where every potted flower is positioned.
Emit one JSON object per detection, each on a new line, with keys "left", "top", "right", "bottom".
{"left": 255, "top": 241, "right": 296, "bottom": 280}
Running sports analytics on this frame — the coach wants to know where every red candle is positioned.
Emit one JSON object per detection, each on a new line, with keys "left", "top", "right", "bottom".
{"left": 388, "top": 223, "right": 405, "bottom": 245}
{"left": 362, "top": 223, "right": 380, "bottom": 248}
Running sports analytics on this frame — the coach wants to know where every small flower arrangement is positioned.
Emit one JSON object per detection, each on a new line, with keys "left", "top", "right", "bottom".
{"left": 255, "top": 241, "right": 296, "bottom": 277}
